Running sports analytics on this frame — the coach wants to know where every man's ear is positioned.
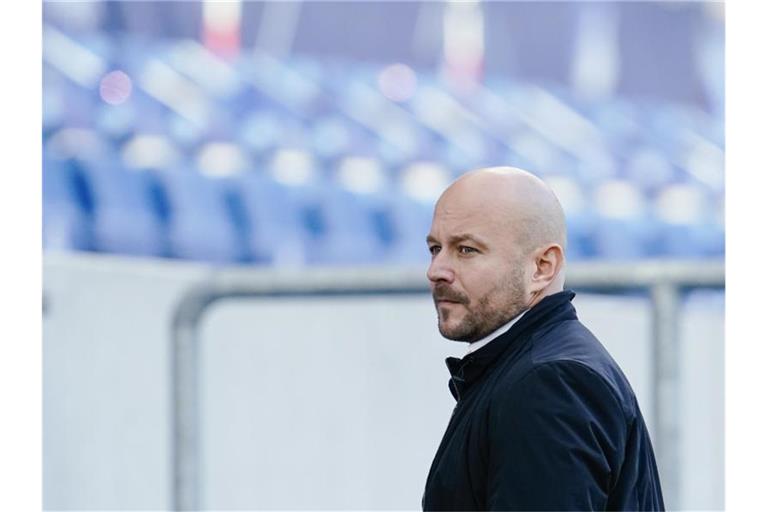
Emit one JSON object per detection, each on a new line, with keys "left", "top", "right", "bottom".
{"left": 530, "top": 244, "right": 565, "bottom": 292}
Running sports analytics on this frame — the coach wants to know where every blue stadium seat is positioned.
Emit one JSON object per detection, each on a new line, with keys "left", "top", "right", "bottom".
{"left": 657, "top": 222, "right": 722, "bottom": 258}
{"left": 593, "top": 217, "right": 661, "bottom": 260}
{"left": 591, "top": 181, "right": 660, "bottom": 259}
{"left": 653, "top": 184, "right": 723, "bottom": 258}
{"left": 542, "top": 175, "right": 597, "bottom": 261}
{"left": 621, "top": 147, "right": 678, "bottom": 193}
{"left": 309, "top": 115, "right": 357, "bottom": 164}
{"left": 289, "top": 182, "right": 384, "bottom": 266}
{"left": 154, "top": 168, "right": 244, "bottom": 263}
{"left": 584, "top": 98, "right": 641, "bottom": 158}
{"left": 378, "top": 193, "right": 433, "bottom": 265}
{"left": 42, "top": 156, "right": 92, "bottom": 251}
{"left": 237, "top": 110, "right": 285, "bottom": 157}
{"left": 563, "top": 212, "right": 598, "bottom": 261}
{"left": 235, "top": 173, "right": 307, "bottom": 265}
{"left": 238, "top": 174, "right": 396, "bottom": 266}
{"left": 73, "top": 159, "right": 166, "bottom": 257}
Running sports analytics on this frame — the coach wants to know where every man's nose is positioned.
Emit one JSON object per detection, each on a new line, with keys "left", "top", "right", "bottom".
{"left": 427, "top": 252, "right": 455, "bottom": 284}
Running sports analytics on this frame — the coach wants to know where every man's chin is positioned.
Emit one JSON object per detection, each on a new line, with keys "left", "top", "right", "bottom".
{"left": 438, "top": 322, "right": 473, "bottom": 342}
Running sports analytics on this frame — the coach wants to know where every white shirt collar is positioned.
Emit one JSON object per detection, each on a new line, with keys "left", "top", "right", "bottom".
{"left": 465, "top": 309, "right": 528, "bottom": 355}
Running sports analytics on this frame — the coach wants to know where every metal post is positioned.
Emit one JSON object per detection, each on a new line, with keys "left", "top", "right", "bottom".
{"left": 171, "top": 290, "right": 214, "bottom": 512}
{"left": 651, "top": 282, "right": 682, "bottom": 511}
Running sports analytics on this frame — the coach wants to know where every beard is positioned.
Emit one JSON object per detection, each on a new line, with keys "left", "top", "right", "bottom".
{"left": 433, "top": 264, "right": 528, "bottom": 343}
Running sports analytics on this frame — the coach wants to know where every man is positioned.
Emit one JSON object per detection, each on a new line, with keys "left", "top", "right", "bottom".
{"left": 422, "top": 167, "right": 665, "bottom": 511}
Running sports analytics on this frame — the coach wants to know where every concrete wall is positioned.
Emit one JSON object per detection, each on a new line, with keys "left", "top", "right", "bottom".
{"left": 43, "top": 253, "right": 723, "bottom": 510}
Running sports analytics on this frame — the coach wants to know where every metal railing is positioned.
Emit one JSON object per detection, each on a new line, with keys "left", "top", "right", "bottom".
{"left": 170, "top": 260, "right": 724, "bottom": 511}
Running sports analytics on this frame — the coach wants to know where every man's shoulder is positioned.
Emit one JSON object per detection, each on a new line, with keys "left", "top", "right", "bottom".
{"left": 530, "top": 317, "right": 611, "bottom": 368}
{"left": 495, "top": 319, "right": 638, "bottom": 418}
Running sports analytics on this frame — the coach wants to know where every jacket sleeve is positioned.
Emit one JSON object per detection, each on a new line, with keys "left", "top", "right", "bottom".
{"left": 487, "top": 360, "right": 628, "bottom": 511}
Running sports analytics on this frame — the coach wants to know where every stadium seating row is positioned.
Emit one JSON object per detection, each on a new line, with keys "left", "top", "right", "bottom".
{"left": 43, "top": 155, "right": 724, "bottom": 264}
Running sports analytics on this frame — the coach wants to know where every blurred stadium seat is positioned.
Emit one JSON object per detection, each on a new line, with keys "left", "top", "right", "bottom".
{"left": 154, "top": 168, "right": 245, "bottom": 263}
{"left": 42, "top": 157, "right": 92, "bottom": 251}
{"left": 235, "top": 173, "right": 306, "bottom": 265}
{"left": 80, "top": 160, "right": 167, "bottom": 257}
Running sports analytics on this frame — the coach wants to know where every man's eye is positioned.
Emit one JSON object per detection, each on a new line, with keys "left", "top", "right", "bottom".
{"left": 429, "top": 245, "right": 441, "bottom": 255}
{"left": 458, "top": 246, "right": 477, "bottom": 254}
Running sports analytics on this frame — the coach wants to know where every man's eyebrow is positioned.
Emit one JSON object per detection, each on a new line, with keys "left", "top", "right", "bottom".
{"left": 426, "top": 233, "right": 489, "bottom": 248}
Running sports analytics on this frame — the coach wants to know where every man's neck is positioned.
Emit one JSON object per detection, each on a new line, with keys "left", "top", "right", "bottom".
{"left": 466, "top": 309, "right": 528, "bottom": 356}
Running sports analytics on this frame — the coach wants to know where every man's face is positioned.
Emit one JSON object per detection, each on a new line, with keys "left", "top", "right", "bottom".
{"left": 426, "top": 190, "right": 531, "bottom": 343}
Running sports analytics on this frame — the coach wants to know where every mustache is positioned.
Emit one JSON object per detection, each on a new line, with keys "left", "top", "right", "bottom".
{"left": 432, "top": 284, "right": 469, "bottom": 304}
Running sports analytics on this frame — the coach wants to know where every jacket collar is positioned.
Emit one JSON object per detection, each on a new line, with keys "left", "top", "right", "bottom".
{"left": 445, "top": 289, "right": 577, "bottom": 401}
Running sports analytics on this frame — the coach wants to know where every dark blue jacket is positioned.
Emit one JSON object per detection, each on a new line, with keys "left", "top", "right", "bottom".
{"left": 422, "top": 290, "right": 665, "bottom": 511}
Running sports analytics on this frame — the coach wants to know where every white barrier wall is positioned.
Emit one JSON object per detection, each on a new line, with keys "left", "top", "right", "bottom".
{"left": 43, "top": 253, "right": 723, "bottom": 510}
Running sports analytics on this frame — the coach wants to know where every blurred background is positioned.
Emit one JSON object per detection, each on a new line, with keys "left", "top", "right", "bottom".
{"left": 42, "top": 1, "right": 725, "bottom": 510}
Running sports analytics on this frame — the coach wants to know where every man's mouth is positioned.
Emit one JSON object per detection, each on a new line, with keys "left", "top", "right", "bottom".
{"left": 435, "top": 298, "right": 464, "bottom": 305}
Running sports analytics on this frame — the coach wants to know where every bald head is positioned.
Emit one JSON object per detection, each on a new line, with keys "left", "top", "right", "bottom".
{"left": 427, "top": 167, "right": 569, "bottom": 341}
{"left": 436, "top": 166, "right": 567, "bottom": 257}
{"left": 427, "top": 166, "right": 568, "bottom": 341}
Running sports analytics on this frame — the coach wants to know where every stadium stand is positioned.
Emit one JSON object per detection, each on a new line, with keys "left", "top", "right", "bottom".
{"left": 42, "top": 27, "right": 724, "bottom": 266}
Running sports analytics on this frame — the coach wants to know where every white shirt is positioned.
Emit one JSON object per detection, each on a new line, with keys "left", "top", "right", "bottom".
{"left": 466, "top": 309, "right": 529, "bottom": 356}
